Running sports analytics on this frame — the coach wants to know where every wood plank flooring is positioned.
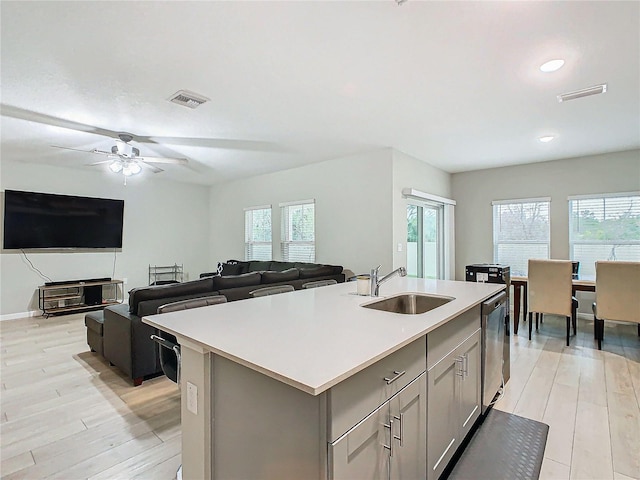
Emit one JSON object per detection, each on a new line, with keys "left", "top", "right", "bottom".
{"left": 494, "top": 314, "right": 640, "bottom": 480}
{"left": 1, "top": 311, "right": 638, "bottom": 479}
{"left": 1, "top": 312, "right": 181, "bottom": 479}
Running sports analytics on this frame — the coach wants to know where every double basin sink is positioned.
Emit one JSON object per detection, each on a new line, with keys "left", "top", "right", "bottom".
{"left": 362, "top": 293, "right": 454, "bottom": 315}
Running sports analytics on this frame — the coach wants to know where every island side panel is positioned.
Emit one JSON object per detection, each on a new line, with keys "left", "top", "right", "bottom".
{"left": 212, "top": 355, "right": 327, "bottom": 480}
{"left": 180, "top": 342, "right": 213, "bottom": 480}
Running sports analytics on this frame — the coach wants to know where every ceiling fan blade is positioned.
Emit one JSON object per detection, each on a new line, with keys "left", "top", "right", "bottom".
{"left": 139, "top": 161, "right": 164, "bottom": 173}
{"left": 87, "top": 159, "right": 113, "bottom": 166}
{"left": 52, "top": 145, "right": 113, "bottom": 157}
{"left": 136, "top": 155, "right": 188, "bottom": 165}
{"left": 3, "top": 104, "right": 120, "bottom": 138}
{"left": 138, "top": 135, "right": 287, "bottom": 153}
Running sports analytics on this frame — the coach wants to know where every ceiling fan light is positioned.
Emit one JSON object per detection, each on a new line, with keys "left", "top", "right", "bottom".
{"left": 130, "top": 162, "right": 142, "bottom": 175}
{"left": 109, "top": 160, "right": 123, "bottom": 173}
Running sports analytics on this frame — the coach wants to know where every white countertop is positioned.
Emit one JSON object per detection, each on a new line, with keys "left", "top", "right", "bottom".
{"left": 143, "top": 278, "right": 504, "bottom": 395}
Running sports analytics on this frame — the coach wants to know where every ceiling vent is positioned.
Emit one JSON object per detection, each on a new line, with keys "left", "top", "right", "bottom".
{"left": 168, "top": 90, "right": 210, "bottom": 109}
{"left": 557, "top": 84, "right": 607, "bottom": 103}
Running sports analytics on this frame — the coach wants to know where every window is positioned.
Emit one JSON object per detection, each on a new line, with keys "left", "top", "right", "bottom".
{"left": 244, "top": 205, "right": 272, "bottom": 261}
{"left": 492, "top": 198, "right": 550, "bottom": 276}
{"left": 569, "top": 193, "right": 640, "bottom": 277}
{"left": 281, "top": 200, "right": 315, "bottom": 262}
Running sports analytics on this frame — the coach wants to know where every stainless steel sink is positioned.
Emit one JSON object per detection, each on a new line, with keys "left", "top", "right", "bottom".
{"left": 362, "top": 293, "right": 454, "bottom": 315}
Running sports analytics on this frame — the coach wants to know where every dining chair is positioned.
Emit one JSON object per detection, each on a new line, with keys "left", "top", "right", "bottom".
{"left": 592, "top": 261, "right": 640, "bottom": 350}
{"left": 249, "top": 285, "right": 295, "bottom": 297}
{"left": 527, "top": 259, "right": 575, "bottom": 346}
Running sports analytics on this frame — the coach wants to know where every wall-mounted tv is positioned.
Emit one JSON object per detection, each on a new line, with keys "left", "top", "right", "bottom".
{"left": 3, "top": 190, "right": 124, "bottom": 249}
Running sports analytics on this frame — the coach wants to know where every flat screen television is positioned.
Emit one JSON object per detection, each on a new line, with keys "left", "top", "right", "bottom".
{"left": 3, "top": 190, "right": 124, "bottom": 249}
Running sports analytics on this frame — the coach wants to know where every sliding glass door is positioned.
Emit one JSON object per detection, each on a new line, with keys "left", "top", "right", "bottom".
{"left": 407, "top": 203, "right": 444, "bottom": 279}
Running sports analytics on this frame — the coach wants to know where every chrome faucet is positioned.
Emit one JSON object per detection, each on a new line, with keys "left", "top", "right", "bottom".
{"left": 370, "top": 265, "right": 407, "bottom": 297}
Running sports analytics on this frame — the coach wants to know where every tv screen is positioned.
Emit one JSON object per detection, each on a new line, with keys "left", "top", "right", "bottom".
{"left": 3, "top": 190, "right": 124, "bottom": 249}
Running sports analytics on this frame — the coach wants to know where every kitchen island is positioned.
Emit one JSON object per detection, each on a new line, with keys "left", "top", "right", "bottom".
{"left": 143, "top": 277, "right": 505, "bottom": 480}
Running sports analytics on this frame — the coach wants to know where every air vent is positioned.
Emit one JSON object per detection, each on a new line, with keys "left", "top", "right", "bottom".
{"left": 168, "top": 90, "right": 210, "bottom": 109}
{"left": 557, "top": 84, "right": 607, "bottom": 103}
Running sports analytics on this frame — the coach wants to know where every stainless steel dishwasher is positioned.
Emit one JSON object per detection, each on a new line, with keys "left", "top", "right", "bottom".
{"left": 481, "top": 290, "right": 507, "bottom": 414}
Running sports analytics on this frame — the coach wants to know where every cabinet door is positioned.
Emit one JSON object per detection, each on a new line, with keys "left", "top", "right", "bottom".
{"left": 427, "top": 352, "right": 460, "bottom": 480}
{"left": 389, "top": 373, "right": 426, "bottom": 480}
{"left": 458, "top": 330, "right": 481, "bottom": 440}
{"left": 329, "top": 402, "right": 389, "bottom": 480}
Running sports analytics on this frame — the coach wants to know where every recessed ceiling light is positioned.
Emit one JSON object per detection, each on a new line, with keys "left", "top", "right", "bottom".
{"left": 540, "top": 59, "right": 565, "bottom": 73}
{"left": 538, "top": 135, "right": 555, "bottom": 143}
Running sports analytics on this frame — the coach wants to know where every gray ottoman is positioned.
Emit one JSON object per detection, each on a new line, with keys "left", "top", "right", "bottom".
{"left": 85, "top": 311, "right": 105, "bottom": 355}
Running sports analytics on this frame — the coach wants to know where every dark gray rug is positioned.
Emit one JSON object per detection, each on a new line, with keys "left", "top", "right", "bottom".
{"left": 447, "top": 409, "right": 549, "bottom": 480}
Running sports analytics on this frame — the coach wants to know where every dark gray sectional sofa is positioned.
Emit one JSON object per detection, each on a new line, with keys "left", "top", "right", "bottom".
{"left": 99, "top": 260, "right": 344, "bottom": 385}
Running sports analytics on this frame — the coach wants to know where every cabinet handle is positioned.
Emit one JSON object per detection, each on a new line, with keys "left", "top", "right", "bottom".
{"left": 463, "top": 353, "right": 469, "bottom": 377}
{"left": 384, "top": 370, "right": 406, "bottom": 385}
{"left": 455, "top": 356, "right": 464, "bottom": 377}
{"left": 393, "top": 413, "right": 404, "bottom": 447}
{"left": 383, "top": 418, "right": 394, "bottom": 457}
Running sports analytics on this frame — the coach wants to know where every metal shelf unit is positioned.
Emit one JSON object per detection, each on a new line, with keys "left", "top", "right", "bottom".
{"left": 149, "top": 264, "right": 183, "bottom": 285}
{"left": 38, "top": 279, "right": 124, "bottom": 317}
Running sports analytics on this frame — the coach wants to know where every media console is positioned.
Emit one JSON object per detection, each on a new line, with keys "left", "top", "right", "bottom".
{"left": 38, "top": 279, "right": 124, "bottom": 317}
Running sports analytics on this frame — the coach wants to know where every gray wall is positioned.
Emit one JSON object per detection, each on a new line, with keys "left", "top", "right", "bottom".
{"left": 0, "top": 161, "right": 211, "bottom": 317}
{"left": 208, "top": 149, "right": 394, "bottom": 276}
{"left": 451, "top": 149, "right": 640, "bottom": 313}
{"left": 451, "top": 149, "right": 640, "bottom": 280}
{"left": 207, "top": 148, "right": 453, "bottom": 278}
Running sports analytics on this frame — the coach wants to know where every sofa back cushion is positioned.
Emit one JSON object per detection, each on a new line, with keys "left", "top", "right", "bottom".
{"left": 298, "top": 265, "right": 336, "bottom": 279}
{"left": 211, "top": 271, "right": 262, "bottom": 290}
{"left": 268, "top": 261, "right": 296, "bottom": 272}
{"left": 261, "top": 268, "right": 300, "bottom": 284}
{"left": 129, "top": 277, "right": 214, "bottom": 315}
{"left": 248, "top": 260, "right": 271, "bottom": 272}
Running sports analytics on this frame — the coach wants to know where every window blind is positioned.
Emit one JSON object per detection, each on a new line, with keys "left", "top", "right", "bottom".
{"left": 569, "top": 193, "right": 640, "bottom": 276}
{"left": 493, "top": 199, "right": 550, "bottom": 276}
{"left": 280, "top": 200, "right": 315, "bottom": 262}
{"left": 244, "top": 206, "right": 272, "bottom": 261}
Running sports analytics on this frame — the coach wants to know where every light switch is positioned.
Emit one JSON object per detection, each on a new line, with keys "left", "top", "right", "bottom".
{"left": 187, "top": 381, "right": 198, "bottom": 415}
{"left": 397, "top": 243, "right": 403, "bottom": 252}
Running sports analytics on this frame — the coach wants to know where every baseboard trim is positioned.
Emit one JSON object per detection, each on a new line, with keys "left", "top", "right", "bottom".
{"left": 0, "top": 310, "right": 41, "bottom": 322}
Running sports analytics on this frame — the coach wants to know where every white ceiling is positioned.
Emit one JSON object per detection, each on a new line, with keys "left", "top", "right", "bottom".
{"left": 2, "top": 1, "right": 639, "bottom": 186}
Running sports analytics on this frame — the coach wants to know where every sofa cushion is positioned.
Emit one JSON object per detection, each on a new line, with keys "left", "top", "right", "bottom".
{"left": 299, "top": 265, "right": 335, "bottom": 279}
{"left": 268, "top": 261, "right": 296, "bottom": 272}
{"left": 220, "top": 262, "right": 249, "bottom": 276}
{"left": 128, "top": 277, "right": 215, "bottom": 314}
{"left": 261, "top": 268, "right": 300, "bottom": 284}
{"left": 211, "top": 272, "right": 262, "bottom": 290}
{"left": 248, "top": 261, "right": 271, "bottom": 272}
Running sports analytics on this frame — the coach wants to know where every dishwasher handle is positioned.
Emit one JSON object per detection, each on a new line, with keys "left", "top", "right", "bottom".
{"left": 481, "top": 290, "right": 507, "bottom": 316}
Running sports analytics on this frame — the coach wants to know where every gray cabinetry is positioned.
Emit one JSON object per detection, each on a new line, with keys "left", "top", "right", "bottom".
{"left": 425, "top": 305, "right": 481, "bottom": 480}
{"left": 330, "top": 372, "right": 426, "bottom": 480}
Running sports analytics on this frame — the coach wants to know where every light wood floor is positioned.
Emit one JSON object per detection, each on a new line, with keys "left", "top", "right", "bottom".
{"left": 1, "top": 311, "right": 638, "bottom": 479}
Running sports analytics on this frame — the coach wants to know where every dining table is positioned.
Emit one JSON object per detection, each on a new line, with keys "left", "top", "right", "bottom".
{"left": 511, "top": 275, "right": 595, "bottom": 334}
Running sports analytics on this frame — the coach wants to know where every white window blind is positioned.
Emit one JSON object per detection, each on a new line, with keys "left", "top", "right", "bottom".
{"left": 492, "top": 198, "right": 550, "bottom": 276}
{"left": 280, "top": 200, "right": 315, "bottom": 262}
{"left": 244, "top": 206, "right": 272, "bottom": 261}
{"left": 569, "top": 193, "right": 640, "bottom": 276}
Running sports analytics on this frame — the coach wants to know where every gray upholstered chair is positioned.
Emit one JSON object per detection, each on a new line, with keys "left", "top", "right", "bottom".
{"left": 249, "top": 285, "right": 295, "bottom": 297}
{"left": 151, "top": 295, "right": 227, "bottom": 385}
{"left": 150, "top": 294, "right": 227, "bottom": 480}
{"left": 527, "top": 259, "right": 575, "bottom": 346}
{"left": 302, "top": 279, "right": 338, "bottom": 289}
{"left": 593, "top": 261, "right": 640, "bottom": 350}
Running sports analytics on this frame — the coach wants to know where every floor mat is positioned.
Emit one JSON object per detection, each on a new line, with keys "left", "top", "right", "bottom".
{"left": 446, "top": 408, "right": 549, "bottom": 480}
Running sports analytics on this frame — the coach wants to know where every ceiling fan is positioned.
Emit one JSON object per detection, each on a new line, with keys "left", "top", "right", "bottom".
{"left": 52, "top": 133, "right": 188, "bottom": 178}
